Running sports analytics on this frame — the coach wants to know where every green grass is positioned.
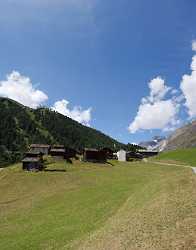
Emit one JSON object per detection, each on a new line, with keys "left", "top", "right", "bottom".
{"left": 0, "top": 160, "right": 196, "bottom": 250}
{"left": 154, "top": 148, "right": 196, "bottom": 166}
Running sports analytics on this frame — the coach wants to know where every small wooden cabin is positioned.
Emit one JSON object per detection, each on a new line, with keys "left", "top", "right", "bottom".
{"left": 83, "top": 148, "right": 107, "bottom": 163}
{"left": 126, "top": 151, "right": 143, "bottom": 160}
{"left": 52, "top": 145, "right": 65, "bottom": 149}
{"left": 50, "top": 148, "right": 65, "bottom": 160}
{"left": 29, "top": 144, "right": 50, "bottom": 155}
{"left": 22, "top": 157, "right": 43, "bottom": 171}
{"left": 102, "top": 147, "right": 114, "bottom": 159}
{"left": 24, "top": 151, "right": 43, "bottom": 160}
{"left": 137, "top": 150, "right": 158, "bottom": 158}
{"left": 65, "top": 147, "right": 77, "bottom": 159}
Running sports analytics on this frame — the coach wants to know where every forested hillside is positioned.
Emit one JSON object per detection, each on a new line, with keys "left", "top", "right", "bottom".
{"left": 0, "top": 97, "right": 125, "bottom": 166}
{"left": 34, "top": 108, "right": 125, "bottom": 150}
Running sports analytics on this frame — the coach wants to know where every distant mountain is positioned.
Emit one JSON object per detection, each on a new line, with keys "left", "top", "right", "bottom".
{"left": 164, "top": 121, "right": 196, "bottom": 151}
{"left": 139, "top": 121, "right": 196, "bottom": 152}
{"left": 139, "top": 136, "right": 166, "bottom": 151}
{"left": 0, "top": 97, "right": 125, "bottom": 166}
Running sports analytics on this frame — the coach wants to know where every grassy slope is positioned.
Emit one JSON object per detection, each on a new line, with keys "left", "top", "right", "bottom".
{"left": 0, "top": 161, "right": 196, "bottom": 250}
{"left": 155, "top": 148, "right": 196, "bottom": 166}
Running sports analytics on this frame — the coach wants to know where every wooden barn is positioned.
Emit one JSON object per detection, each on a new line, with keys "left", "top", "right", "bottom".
{"left": 138, "top": 150, "right": 158, "bottom": 158}
{"left": 101, "top": 147, "right": 114, "bottom": 159}
{"left": 22, "top": 151, "right": 44, "bottom": 171}
{"left": 52, "top": 145, "right": 78, "bottom": 159}
{"left": 65, "top": 147, "right": 77, "bottom": 159}
{"left": 24, "top": 151, "right": 44, "bottom": 159}
{"left": 22, "top": 157, "right": 43, "bottom": 171}
{"left": 29, "top": 144, "right": 50, "bottom": 155}
{"left": 126, "top": 151, "right": 143, "bottom": 160}
{"left": 50, "top": 148, "right": 65, "bottom": 160}
{"left": 52, "top": 145, "right": 65, "bottom": 149}
{"left": 83, "top": 148, "right": 107, "bottom": 163}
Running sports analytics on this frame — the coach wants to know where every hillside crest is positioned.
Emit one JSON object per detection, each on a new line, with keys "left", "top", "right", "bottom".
{"left": 0, "top": 97, "right": 125, "bottom": 165}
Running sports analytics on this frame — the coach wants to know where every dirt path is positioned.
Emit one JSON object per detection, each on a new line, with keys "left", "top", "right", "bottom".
{"left": 149, "top": 161, "right": 191, "bottom": 168}
{"left": 148, "top": 160, "right": 196, "bottom": 174}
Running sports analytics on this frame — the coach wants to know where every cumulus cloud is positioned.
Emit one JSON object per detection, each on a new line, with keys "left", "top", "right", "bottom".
{"left": 0, "top": 71, "right": 93, "bottom": 126}
{"left": 52, "top": 99, "right": 92, "bottom": 126}
{"left": 147, "top": 77, "right": 171, "bottom": 102}
{"left": 0, "top": 71, "right": 48, "bottom": 108}
{"left": 128, "top": 77, "right": 179, "bottom": 133}
{"left": 180, "top": 55, "right": 196, "bottom": 118}
{"left": 192, "top": 40, "right": 196, "bottom": 52}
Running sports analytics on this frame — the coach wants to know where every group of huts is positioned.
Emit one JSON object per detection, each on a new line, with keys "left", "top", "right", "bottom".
{"left": 22, "top": 144, "right": 158, "bottom": 171}
{"left": 22, "top": 144, "right": 77, "bottom": 171}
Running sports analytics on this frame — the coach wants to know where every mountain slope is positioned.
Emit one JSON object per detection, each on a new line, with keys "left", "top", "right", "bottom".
{"left": 0, "top": 97, "right": 125, "bottom": 166}
{"left": 164, "top": 121, "right": 196, "bottom": 151}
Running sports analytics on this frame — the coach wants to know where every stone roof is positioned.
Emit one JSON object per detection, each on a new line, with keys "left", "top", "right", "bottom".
{"left": 22, "top": 157, "right": 40, "bottom": 162}
{"left": 50, "top": 149, "right": 65, "bottom": 153}
{"left": 84, "top": 148, "right": 98, "bottom": 152}
{"left": 30, "top": 144, "right": 50, "bottom": 148}
{"left": 53, "top": 145, "right": 64, "bottom": 148}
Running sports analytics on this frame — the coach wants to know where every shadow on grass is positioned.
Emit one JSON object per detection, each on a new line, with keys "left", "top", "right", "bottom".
{"left": 107, "top": 161, "right": 114, "bottom": 166}
{"left": 66, "top": 158, "right": 73, "bottom": 164}
{"left": 44, "top": 169, "right": 67, "bottom": 172}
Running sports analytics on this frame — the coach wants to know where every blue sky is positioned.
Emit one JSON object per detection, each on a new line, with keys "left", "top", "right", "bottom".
{"left": 0, "top": 0, "right": 196, "bottom": 144}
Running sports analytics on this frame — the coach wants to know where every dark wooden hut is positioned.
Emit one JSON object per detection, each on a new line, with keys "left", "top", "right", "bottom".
{"left": 24, "top": 151, "right": 43, "bottom": 160}
{"left": 102, "top": 147, "right": 114, "bottom": 159}
{"left": 22, "top": 157, "right": 43, "bottom": 171}
{"left": 52, "top": 145, "right": 65, "bottom": 149}
{"left": 83, "top": 148, "right": 107, "bottom": 163}
{"left": 29, "top": 144, "right": 50, "bottom": 155}
{"left": 65, "top": 147, "right": 77, "bottom": 159}
{"left": 50, "top": 148, "right": 65, "bottom": 160}
{"left": 126, "top": 151, "right": 143, "bottom": 160}
{"left": 137, "top": 150, "right": 158, "bottom": 158}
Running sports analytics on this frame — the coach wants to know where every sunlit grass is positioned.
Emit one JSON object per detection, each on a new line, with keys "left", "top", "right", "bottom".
{"left": 154, "top": 148, "right": 196, "bottom": 166}
{"left": 0, "top": 160, "right": 195, "bottom": 250}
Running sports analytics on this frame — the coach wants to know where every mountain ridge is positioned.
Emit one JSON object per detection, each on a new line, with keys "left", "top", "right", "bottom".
{"left": 164, "top": 121, "right": 196, "bottom": 151}
{"left": 139, "top": 121, "right": 196, "bottom": 152}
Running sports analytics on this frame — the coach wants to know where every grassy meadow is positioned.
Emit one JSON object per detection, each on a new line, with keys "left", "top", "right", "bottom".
{"left": 154, "top": 148, "right": 196, "bottom": 166}
{"left": 0, "top": 159, "right": 196, "bottom": 250}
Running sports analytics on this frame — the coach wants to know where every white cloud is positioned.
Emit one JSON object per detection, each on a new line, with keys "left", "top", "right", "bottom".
{"left": 192, "top": 40, "right": 196, "bottom": 52}
{"left": 180, "top": 55, "right": 196, "bottom": 118}
{"left": 0, "top": 71, "right": 93, "bottom": 126}
{"left": 128, "top": 77, "right": 179, "bottom": 133}
{"left": 0, "top": 71, "right": 48, "bottom": 108}
{"left": 129, "top": 100, "right": 178, "bottom": 133}
{"left": 148, "top": 77, "right": 171, "bottom": 102}
{"left": 52, "top": 99, "right": 92, "bottom": 126}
